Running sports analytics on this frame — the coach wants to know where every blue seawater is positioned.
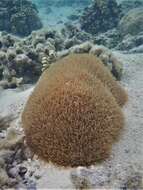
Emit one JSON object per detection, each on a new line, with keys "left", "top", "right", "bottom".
{"left": 31, "top": 0, "right": 91, "bottom": 29}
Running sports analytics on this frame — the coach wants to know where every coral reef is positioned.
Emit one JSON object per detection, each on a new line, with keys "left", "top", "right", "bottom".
{"left": 0, "top": 0, "right": 143, "bottom": 188}
{"left": 0, "top": 30, "right": 62, "bottom": 87}
{"left": 80, "top": 0, "right": 121, "bottom": 34}
{"left": 0, "top": 28, "right": 123, "bottom": 89}
{"left": 93, "top": 28, "right": 121, "bottom": 49}
{"left": 22, "top": 54, "right": 125, "bottom": 167}
{"left": 0, "top": 41, "right": 143, "bottom": 189}
{"left": 0, "top": 0, "right": 42, "bottom": 36}
{"left": 116, "top": 32, "right": 143, "bottom": 51}
{"left": 118, "top": 8, "right": 143, "bottom": 37}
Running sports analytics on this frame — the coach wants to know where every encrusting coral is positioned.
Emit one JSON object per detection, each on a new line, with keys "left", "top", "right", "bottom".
{"left": 22, "top": 54, "right": 125, "bottom": 167}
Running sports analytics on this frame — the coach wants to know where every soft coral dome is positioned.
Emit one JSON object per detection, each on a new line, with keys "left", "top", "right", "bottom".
{"left": 46, "top": 54, "right": 128, "bottom": 107}
{"left": 22, "top": 54, "right": 125, "bottom": 167}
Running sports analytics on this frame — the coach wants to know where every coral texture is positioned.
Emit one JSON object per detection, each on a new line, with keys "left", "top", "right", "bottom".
{"left": 0, "top": 0, "right": 42, "bottom": 36}
{"left": 51, "top": 54, "right": 128, "bottom": 107}
{"left": 118, "top": 8, "right": 143, "bottom": 36}
{"left": 22, "top": 54, "right": 125, "bottom": 167}
{"left": 80, "top": 0, "right": 121, "bottom": 34}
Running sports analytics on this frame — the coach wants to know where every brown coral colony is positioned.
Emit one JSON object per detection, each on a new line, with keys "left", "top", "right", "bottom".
{"left": 22, "top": 54, "right": 127, "bottom": 167}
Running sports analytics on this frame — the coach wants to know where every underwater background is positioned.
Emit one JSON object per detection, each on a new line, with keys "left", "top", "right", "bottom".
{"left": 0, "top": 0, "right": 143, "bottom": 189}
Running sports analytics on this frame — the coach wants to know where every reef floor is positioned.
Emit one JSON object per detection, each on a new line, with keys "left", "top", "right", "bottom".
{"left": 0, "top": 52, "right": 143, "bottom": 189}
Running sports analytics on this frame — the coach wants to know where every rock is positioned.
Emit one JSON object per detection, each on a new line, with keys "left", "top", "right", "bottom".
{"left": 8, "top": 167, "right": 19, "bottom": 178}
{"left": 118, "top": 8, "right": 143, "bottom": 36}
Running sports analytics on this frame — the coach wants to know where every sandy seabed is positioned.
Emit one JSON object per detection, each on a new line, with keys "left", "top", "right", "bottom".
{"left": 0, "top": 52, "right": 143, "bottom": 189}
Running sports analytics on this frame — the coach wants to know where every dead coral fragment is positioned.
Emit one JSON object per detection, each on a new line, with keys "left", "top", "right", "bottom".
{"left": 22, "top": 55, "right": 124, "bottom": 167}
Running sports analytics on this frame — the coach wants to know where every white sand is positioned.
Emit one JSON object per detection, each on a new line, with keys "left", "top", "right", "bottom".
{"left": 0, "top": 52, "right": 143, "bottom": 188}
